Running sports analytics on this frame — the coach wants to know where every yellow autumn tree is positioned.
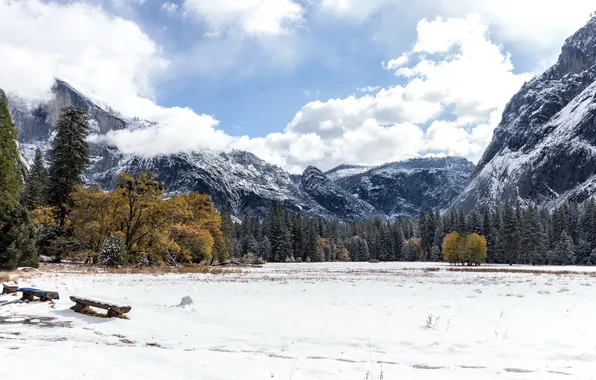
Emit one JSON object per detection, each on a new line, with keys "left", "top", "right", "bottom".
{"left": 176, "top": 193, "right": 228, "bottom": 264}
{"left": 64, "top": 172, "right": 227, "bottom": 266}
{"left": 442, "top": 232, "right": 487, "bottom": 266}
{"left": 31, "top": 206, "right": 58, "bottom": 228}
{"left": 69, "top": 185, "right": 116, "bottom": 255}
{"left": 442, "top": 232, "right": 462, "bottom": 265}
{"left": 338, "top": 247, "right": 350, "bottom": 262}
{"left": 465, "top": 233, "right": 487, "bottom": 266}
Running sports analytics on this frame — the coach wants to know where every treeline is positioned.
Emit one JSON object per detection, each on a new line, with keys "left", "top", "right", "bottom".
{"left": 0, "top": 103, "right": 228, "bottom": 269}
{"left": 228, "top": 201, "right": 590, "bottom": 265}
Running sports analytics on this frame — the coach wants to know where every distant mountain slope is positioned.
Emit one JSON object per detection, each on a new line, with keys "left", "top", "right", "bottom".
{"left": 6, "top": 80, "right": 384, "bottom": 220}
{"left": 450, "top": 16, "right": 596, "bottom": 211}
{"left": 7, "top": 79, "right": 475, "bottom": 220}
{"left": 330, "top": 157, "right": 475, "bottom": 217}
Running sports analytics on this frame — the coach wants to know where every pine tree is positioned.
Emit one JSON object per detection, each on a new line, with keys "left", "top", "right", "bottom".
{"left": 244, "top": 234, "right": 259, "bottom": 256}
{"left": 457, "top": 210, "right": 467, "bottom": 233}
{"left": 268, "top": 202, "right": 293, "bottom": 262}
{"left": 47, "top": 107, "right": 90, "bottom": 227}
{"left": 420, "top": 210, "right": 438, "bottom": 261}
{"left": 258, "top": 236, "right": 271, "bottom": 260}
{"left": 432, "top": 215, "right": 444, "bottom": 251}
{"left": 405, "top": 238, "right": 421, "bottom": 261}
{"left": 305, "top": 223, "right": 319, "bottom": 262}
{"left": 581, "top": 198, "right": 596, "bottom": 250}
{"left": 348, "top": 236, "right": 369, "bottom": 262}
{"left": 491, "top": 209, "right": 504, "bottom": 263}
{"left": 576, "top": 239, "right": 591, "bottom": 264}
{"left": 0, "top": 92, "right": 22, "bottom": 224}
{"left": 587, "top": 248, "right": 596, "bottom": 265}
{"left": 379, "top": 225, "right": 394, "bottom": 261}
{"left": 393, "top": 224, "right": 404, "bottom": 261}
{"left": 467, "top": 210, "right": 483, "bottom": 235}
{"left": 481, "top": 209, "right": 493, "bottom": 263}
{"left": 520, "top": 205, "right": 546, "bottom": 265}
{"left": 0, "top": 205, "right": 39, "bottom": 270}
{"left": 501, "top": 201, "right": 520, "bottom": 264}
{"left": 23, "top": 148, "right": 48, "bottom": 210}
{"left": 556, "top": 231, "right": 576, "bottom": 265}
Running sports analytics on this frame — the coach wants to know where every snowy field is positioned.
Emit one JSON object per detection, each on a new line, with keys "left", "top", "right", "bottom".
{"left": 2, "top": 263, "right": 596, "bottom": 379}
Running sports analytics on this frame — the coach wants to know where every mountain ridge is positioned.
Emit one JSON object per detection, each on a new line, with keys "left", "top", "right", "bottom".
{"left": 7, "top": 79, "right": 474, "bottom": 220}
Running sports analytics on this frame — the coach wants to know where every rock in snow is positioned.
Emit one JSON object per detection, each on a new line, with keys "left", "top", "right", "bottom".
{"left": 177, "top": 296, "right": 194, "bottom": 308}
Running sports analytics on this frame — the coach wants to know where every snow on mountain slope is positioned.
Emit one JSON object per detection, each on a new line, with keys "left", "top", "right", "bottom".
{"left": 451, "top": 16, "right": 596, "bottom": 211}
{"left": 324, "top": 164, "right": 372, "bottom": 181}
{"left": 6, "top": 80, "right": 383, "bottom": 220}
{"left": 6, "top": 79, "right": 473, "bottom": 220}
{"left": 332, "top": 157, "right": 475, "bottom": 217}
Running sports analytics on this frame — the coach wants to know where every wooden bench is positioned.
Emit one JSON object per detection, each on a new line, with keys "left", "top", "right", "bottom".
{"left": 2, "top": 282, "right": 18, "bottom": 294}
{"left": 70, "top": 296, "right": 132, "bottom": 318}
{"left": 17, "top": 288, "right": 60, "bottom": 302}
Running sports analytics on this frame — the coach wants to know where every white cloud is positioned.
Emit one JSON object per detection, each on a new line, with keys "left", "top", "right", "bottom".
{"left": 383, "top": 53, "right": 409, "bottom": 70}
{"left": 437, "top": 0, "right": 594, "bottom": 52}
{"left": 357, "top": 86, "right": 380, "bottom": 93}
{"left": 161, "top": 1, "right": 178, "bottom": 14}
{"left": 0, "top": 0, "right": 166, "bottom": 103}
{"left": 183, "top": 0, "right": 303, "bottom": 36}
{"left": 250, "top": 15, "right": 532, "bottom": 171}
{"left": 316, "top": 0, "right": 594, "bottom": 56}
{"left": 396, "top": 15, "right": 534, "bottom": 123}
{"left": 319, "top": 0, "right": 387, "bottom": 22}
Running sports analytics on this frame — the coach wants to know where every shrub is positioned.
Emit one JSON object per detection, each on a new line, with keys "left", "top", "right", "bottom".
{"left": 240, "top": 252, "right": 266, "bottom": 265}
{"left": 99, "top": 233, "right": 126, "bottom": 267}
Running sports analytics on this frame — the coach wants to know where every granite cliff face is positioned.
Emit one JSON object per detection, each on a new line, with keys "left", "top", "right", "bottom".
{"left": 451, "top": 16, "right": 596, "bottom": 211}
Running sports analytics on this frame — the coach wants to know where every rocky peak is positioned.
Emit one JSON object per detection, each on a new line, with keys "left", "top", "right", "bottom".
{"left": 558, "top": 16, "right": 596, "bottom": 76}
{"left": 451, "top": 16, "right": 596, "bottom": 211}
{"left": 301, "top": 166, "right": 327, "bottom": 187}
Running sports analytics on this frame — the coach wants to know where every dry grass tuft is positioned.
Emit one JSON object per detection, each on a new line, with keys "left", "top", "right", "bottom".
{"left": 74, "top": 305, "right": 129, "bottom": 320}
{"left": 105, "top": 265, "right": 242, "bottom": 276}
{"left": 446, "top": 267, "right": 596, "bottom": 277}
{"left": 0, "top": 272, "right": 11, "bottom": 283}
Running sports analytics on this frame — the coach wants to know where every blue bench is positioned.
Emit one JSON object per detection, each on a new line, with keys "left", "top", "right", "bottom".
{"left": 17, "top": 288, "right": 60, "bottom": 302}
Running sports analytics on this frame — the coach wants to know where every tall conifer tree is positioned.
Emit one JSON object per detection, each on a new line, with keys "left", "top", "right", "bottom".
{"left": 47, "top": 107, "right": 90, "bottom": 227}
{"left": 23, "top": 148, "right": 48, "bottom": 210}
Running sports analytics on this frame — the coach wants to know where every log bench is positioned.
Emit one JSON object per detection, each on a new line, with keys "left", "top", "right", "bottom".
{"left": 17, "top": 288, "right": 60, "bottom": 302}
{"left": 70, "top": 296, "right": 132, "bottom": 318}
{"left": 2, "top": 282, "right": 18, "bottom": 295}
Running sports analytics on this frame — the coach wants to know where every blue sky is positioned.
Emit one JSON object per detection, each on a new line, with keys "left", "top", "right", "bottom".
{"left": 119, "top": 0, "right": 419, "bottom": 137}
{"left": 0, "top": 0, "right": 594, "bottom": 172}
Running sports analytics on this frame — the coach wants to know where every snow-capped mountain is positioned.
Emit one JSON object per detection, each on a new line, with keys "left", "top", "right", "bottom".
{"left": 450, "top": 16, "right": 596, "bottom": 211}
{"left": 328, "top": 157, "right": 475, "bottom": 217}
{"left": 6, "top": 79, "right": 383, "bottom": 220}
{"left": 6, "top": 79, "right": 472, "bottom": 220}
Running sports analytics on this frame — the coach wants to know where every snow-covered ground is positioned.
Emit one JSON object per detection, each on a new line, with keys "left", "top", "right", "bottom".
{"left": 2, "top": 262, "right": 596, "bottom": 379}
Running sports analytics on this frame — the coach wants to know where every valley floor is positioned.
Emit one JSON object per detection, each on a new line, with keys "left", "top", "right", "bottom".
{"left": 1, "top": 263, "right": 596, "bottom": 379}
